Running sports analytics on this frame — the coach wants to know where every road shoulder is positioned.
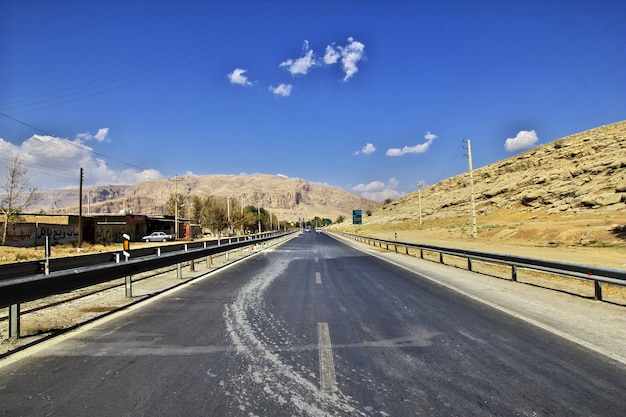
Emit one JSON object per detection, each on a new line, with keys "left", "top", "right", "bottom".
{"left": 329, "top": 232, "right": 626, "bottom": 367}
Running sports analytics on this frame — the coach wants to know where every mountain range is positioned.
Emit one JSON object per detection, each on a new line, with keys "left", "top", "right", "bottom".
{"left": 29, "top": 174, "right": 380, "bottom": 223}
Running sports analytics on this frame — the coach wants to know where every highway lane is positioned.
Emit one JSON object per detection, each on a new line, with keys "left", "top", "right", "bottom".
{"left": 1, "top": 232, "right": 625, "bottom": 416}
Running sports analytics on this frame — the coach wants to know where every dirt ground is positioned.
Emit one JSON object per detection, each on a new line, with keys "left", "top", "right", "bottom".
{"left": 336, "top": 208, "right": 626, "bottom": 271}
{"left": 1, "top": 211, "right": 624, "bottom": 356}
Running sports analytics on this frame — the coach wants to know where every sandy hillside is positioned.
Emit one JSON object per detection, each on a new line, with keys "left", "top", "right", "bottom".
{"left": 333, "top": 120, "right": 626, "bottom": 270}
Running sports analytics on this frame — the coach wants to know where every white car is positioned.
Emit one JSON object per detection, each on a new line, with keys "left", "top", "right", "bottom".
{"left": 141, "top": 231, "right": 174, "bottom": 242}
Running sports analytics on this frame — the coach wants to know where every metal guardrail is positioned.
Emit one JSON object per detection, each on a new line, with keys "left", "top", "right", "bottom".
{"left": 1, "top": 231, "right": 293, "bottom": 338}
{"left": 0, "top": 235, "right": 250, "bottom": 280}
{"left": 0, "top": 232, "right": 288, "bottom": 308}
{"left": 331, "top": 231, "right": 626, "bottom": 301}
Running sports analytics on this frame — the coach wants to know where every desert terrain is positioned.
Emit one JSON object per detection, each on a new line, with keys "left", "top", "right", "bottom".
{"left": 1, "top": 120, "right": 625, "bottom": 353}
{"left": 334, "top": 207, "right": 625, "bottom": 270}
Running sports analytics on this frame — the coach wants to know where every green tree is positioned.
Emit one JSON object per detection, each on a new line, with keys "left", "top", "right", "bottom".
{"left": 165, "top": 193, "right": 186, "bottom": 218}
{"left": 1, "top": 158, "right": 38, "bottom": 245}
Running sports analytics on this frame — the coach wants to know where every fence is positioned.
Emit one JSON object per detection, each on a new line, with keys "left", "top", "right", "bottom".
{"left": 1, "top": 231, "right": 293, "bottom": 339}
{"left": 331, "top": 231, "right": 626, "bottom": 301}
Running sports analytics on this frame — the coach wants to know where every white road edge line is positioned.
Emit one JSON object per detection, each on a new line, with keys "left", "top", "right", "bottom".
{"left": 315, "top": 272, "right": 322, "bottom": 285}
{"left": 318, "top": 322, "right": 338, "bottom": 392}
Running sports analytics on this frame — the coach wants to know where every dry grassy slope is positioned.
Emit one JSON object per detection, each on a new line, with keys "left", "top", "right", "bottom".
{"left": 35, "top": 174, "right": 379, "bottom": 223}
{"left": 335, "top": 121, "right": 626, "bottom": 268}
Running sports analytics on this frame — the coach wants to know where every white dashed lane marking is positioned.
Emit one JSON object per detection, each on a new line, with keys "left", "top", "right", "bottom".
{"left": 318, "top": 322, "right": 338, "bottom": 392}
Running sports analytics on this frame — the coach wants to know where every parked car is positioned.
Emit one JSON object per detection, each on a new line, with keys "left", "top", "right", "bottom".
{"left": 141, "top": 231, "right": 174, "bottom": 242}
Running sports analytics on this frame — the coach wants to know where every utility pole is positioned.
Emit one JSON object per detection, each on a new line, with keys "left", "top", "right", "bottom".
{"left": 416, "top": 181, "right": 424, "bottom": 225}
{"left": 465, "top": 140, "right": 477, "bottom": 238}
{"left": 170, "top": 176, "right": 183, "bottom": 239}
{"left": 78, "top": 167, "right": 83, "bottom": 248}
{"left": 227, "top": 197, "right": 231, "bottom": 234}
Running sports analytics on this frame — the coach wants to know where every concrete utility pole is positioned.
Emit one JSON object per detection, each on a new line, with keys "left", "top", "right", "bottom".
{"left": 416, "top": 181, "right": 424, "bottom": 225}
{"left": 227, "top": 197, "right": 231, "bottom": 234}
{"left": 170, "top": 176, "right": 183, "bottom": 239}
{"left": 465, "top": 140, "right": 477, "bottom": 238}
{"left": 78, "top": 167, "right": 83, "bottom": 248}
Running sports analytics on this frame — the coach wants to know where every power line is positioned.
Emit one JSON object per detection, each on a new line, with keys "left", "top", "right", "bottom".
{"left": 0, "top": 0, "right": 348, "bottom": 115}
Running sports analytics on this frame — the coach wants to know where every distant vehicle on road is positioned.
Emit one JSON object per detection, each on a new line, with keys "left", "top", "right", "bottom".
{"left": 315, "top": 227, "right": 322, "bottom": 233}
{"left": 141, "top": 231, "right": 174, "bottom": 242}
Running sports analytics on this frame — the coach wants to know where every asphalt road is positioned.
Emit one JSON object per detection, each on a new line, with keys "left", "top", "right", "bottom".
{"left": 1, "top": 232, "right": 625, "bottom": 416}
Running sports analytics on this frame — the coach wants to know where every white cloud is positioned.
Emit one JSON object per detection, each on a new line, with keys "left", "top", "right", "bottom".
{"left": 325, "top": 37, "right": 366, "bottom": 81}
{"left": 323, "top": 44, "right": 340, "bottom": 65}
{"left": 504, "top": 130, "right": 539, "bottom": 152}
{"left": 269, "top": 83, "right": 293, "bottom": 97}
{"left": 352, "top": 178, "right": 403, "bottom": 202}
{"left": 228, "top": 68, "right": 252, "bottom": 86}
{"left": 279, "top": 40, "right": 318, "bottom": 76}
{"left": 0, "top": 131, "right": 162, "bottom": 190}
{"left": 76, "top": 127, "right": 110, "bottom": 143}
{"left": 386, "top": 131, "right": 438, "bottom": 156}
{"left": 354, "top": 143, "right": 376, "bottom": 155}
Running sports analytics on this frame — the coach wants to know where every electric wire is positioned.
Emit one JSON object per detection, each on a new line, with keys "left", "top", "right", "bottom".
{"left": 0, "top": 0, "right": 346, "bottom": 115}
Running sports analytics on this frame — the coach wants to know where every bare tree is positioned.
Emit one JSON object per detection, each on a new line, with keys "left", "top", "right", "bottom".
{"left": 1, "top": 157, "right": 38, "bottom": 245}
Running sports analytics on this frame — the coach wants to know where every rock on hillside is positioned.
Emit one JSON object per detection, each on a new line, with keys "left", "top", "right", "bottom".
{"left": 369, "top": 120, "right": 626, "bottom": 224}
{"left": 30, "top": 174, "right": 379, "bottom": 223}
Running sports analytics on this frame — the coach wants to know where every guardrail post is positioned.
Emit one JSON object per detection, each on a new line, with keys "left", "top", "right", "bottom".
{"left": 467, "top": 257, "right": 472, "bottom": 271}
{"left": 125, "top": 275, "right": 132, "bottom": 298}
{"left": 9, "top": 304, "right": 20, "bottom": 339}
{"left": 594, "top": 280, "right": 603, "bottom": 301}
{"left": 405, "top": 246, "right": 409, "bottom": 255}
{"left": 420, "top": 248, "right": 424, "bottom": 259}
{"left": 512, "top": 265, "right": 518, "bottom": 282}
{"left": 394, "top": 244, "right": 398, "bottom": 253}
{"left": 177, "top": 263, "right": 182, "bottom": 279}
{"left": 439, "top": 253, "right": 444, "bottom": 264}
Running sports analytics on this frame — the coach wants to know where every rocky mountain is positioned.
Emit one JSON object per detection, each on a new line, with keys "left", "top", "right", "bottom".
{"left": 368, "top": 120, "right": 626, "bottom": 225}
{"left": 29, "top": 174, "right": 379, "bottom": 223}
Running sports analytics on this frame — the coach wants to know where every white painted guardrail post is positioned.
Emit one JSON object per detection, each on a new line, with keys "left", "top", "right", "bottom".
{"left": 8, "top": 304, "right": 20, "bottom": 339}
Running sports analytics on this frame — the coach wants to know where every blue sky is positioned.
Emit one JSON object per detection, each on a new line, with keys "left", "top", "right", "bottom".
{"left": 1, "top": 0, "right": 624, "bottom": 203}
